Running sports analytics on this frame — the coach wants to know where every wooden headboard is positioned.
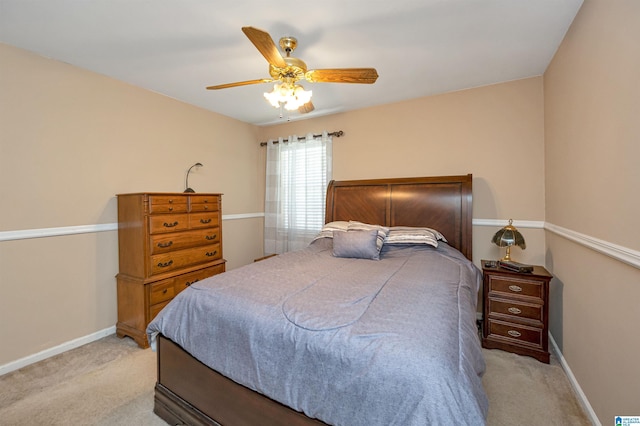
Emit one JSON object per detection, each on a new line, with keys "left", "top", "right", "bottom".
{"left": 325, "top": 174, "right": 473, "bottom": 260}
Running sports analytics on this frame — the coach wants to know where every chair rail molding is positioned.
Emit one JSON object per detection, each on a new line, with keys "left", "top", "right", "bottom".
{"left": 3, "top": 217, "right": 638, "bottom": 270}
{"left": 472, "top": 219, "right": 544, "bottom": 228}
{"left": 545, "top": 222, "right": 640, "bottom": 270}
{"left": 0, "top": 213, "right": 265, "bottom": 242}
{"left": 0, "top": 223, "right": 118, "bottom": 242}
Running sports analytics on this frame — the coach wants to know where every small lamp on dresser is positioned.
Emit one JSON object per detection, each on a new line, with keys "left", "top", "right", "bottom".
{"left": 491, "top": 219, "right": 526, "bottom": 261}
{"left": 184, "top": 162, "right": 203, "bottom": 193}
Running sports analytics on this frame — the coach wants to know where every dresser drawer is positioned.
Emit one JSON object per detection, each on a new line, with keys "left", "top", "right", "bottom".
{"left": 149, "top": 300, "right": 171, "bottom": 320}
{"left": 190, "top": 195, "right": 219, "bottom": 212}
{"left": 150, "top": 243, "right": 222, "bottom": 275}
{"left": 487, "top": 297, "right": 543, "bottom": 324}
{"left": 486, "top": 319, "right": 544, "bottom": 348}
{"left": 149, "top": 278, "right": 176, "bottom": 305}
{"left": 488, "top": 275, "right": 543, "bottom": 299}
{"left": 189, "top": 212, "right": 219, "bottom": 229}
{"left": 150, "top": 228, "right": 221, "bottom": 254}
{"left": 149, "top": 195, "right": 188, "bottom": 214}
{"left": 174, "top": 264, "right": 225, "bottom": 294}
{"left": 149, "top": 214, "right": 189, "bottom": 234}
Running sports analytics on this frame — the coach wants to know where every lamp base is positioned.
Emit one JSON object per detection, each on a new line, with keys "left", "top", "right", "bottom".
{"left": 183, "top": 188, "right": 195, "bottom": 193}
{"left": 500, "top": 245, "right": 512, "bottom": 261}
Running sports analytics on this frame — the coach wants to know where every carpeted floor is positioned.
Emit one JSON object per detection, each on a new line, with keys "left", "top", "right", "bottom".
{"left": 0, "top": 334, "right": 592, "bottom": 425}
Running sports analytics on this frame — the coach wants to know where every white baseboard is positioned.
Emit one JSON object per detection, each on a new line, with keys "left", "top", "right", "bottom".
{"left": 548, "top": 332, "right": 601, "bottom": 426}
{"left": 0, "top": 326, "right": 116, "bottom": 376}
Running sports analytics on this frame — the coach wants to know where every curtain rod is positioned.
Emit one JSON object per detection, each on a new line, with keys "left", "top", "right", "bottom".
{"left": 259, "top": 130, "right": 344, "bottom": 146}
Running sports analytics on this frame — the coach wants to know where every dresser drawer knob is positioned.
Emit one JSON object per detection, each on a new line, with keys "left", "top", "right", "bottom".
{"left": 200, "top": 218, "right": 212, "bottom": 224}
{"left": 205, "top": 250, "right": 218, "bottom": 257}
{"left": 157, "top": 241, "right": 173, "bottom": 248}
{"left": 507, "top": 307, "right": 522, "bottom": 315}
{"left": 163, "top": 221, "right": 179, "bottom": 228}
{"left": 507, "top": 330, "right": 522, "bottom": 338}
{"left": 185, "top": 279, "right": 199, "bottom": 287}
{"left": 205, "top": 234, "right": 217, "bottom": 241}
{"left": 162, "top": 288, "right": 168, "bottom": 294}
{"left": 508, "top": 285, "right": 522, "bottom": 292}
{"left": 169, "top": 206, "right": 173, "bottom": 211}
{"left": 204, "top": 205, "right": 209, "bottom": 210}
{"left": 157, "top": 260, "right": 173, "bottom": 268}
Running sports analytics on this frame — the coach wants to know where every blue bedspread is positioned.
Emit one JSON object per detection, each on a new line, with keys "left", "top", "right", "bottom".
{"left": 147, "top": 238, "right": 488, "bottom": 425}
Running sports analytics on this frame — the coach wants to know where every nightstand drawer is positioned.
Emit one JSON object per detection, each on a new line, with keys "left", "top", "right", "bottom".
{"left": 486, "top": 319, "right": 544, "bottom": 348}
{"left": 487, "top": 297, "right": 543, "bottom": 324}
{"left": 488, "top": 275, "right": 542, "bottom": 299}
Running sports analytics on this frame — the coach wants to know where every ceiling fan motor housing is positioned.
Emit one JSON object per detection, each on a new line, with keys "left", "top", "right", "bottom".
{"left": 269, "top": 56, "right": 307, "bottom": 81}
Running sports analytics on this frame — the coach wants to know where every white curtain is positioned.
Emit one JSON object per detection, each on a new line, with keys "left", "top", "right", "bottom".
{"left": 264, "top": 131, "right": 333, "bottom": 254}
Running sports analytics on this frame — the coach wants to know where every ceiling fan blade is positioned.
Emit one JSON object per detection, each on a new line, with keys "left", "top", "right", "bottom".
{"left": 206, "top": 78, "right": 273, "bottom": 90}
{"left": 242, "top": 26, "right": 287, "bottom": 69}
{"left": 298, "top": 101, "right": 315, "bottom": 114}
{"left": 305, "top": 68, "right": 379, "bottom": 84}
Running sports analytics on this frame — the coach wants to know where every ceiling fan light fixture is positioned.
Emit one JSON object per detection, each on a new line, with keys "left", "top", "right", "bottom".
{"left": 207, "top": 27, "right": 377, "bottom": 117}
{"left": 264, "top": 82, "right": 312, "bottom": 111}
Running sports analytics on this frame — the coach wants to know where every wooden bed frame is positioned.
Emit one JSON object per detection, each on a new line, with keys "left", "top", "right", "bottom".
{"left": 153, "top": 174, "right": 473, "bottom": 426}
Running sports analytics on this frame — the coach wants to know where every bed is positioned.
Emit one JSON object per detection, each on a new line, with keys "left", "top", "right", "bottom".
{"left": 146, "top": 174, "right": 488, "bottom": 426}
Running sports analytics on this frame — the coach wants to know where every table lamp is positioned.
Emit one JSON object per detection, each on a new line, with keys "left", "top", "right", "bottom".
{"left": 491, "top": 219, "right": 526, "bottom": 261}
{"left": 184, "top": 162, "right": 203, "bottom": 193}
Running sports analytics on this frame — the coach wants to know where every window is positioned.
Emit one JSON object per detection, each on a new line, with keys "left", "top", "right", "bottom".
{"left": 264, "top": 132, "right": 333, "bottom": 254}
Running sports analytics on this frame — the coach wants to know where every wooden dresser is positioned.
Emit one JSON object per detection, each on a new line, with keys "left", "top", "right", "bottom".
{"left": 481, "top": 261, "right": 552, "bottom": 363}
{"left": 116, "top": 192, "right": 226, "bottom": 348}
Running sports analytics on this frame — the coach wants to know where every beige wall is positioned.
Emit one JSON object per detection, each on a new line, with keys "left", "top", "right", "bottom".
{"left": 258, "top": 77, "right": 548, "bottom": 267}
{"left": 1, "top": 45, "right": 548, "bottom": 366}
{"left": 544, "top": 0, "right": 640, "bottom": 422}
{"left": 0, "top": 44, "right": 265, "bottom": 365}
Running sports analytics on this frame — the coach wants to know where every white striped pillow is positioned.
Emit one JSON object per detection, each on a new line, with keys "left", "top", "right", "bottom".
{"left": 384, "top": 226, "right": 446, "bottom": 248}
{"left": 312, "top": 221, "right": 350, "bottom": 241}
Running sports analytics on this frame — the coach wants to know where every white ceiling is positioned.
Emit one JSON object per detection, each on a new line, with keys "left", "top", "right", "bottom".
{"left": 0, "top": 0, "right": 583, "bottom": 126}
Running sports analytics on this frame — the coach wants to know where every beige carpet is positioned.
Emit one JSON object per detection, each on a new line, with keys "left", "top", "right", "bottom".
{"left": 0, "top": 334, "right": 592, "bottom": 425}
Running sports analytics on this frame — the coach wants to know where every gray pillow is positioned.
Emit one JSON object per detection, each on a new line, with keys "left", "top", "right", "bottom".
{"left": 347, "top": 221, "right": 389, "bottom": 252}
{"left": 332, "top": 229, "right": 381, "bottom": 260}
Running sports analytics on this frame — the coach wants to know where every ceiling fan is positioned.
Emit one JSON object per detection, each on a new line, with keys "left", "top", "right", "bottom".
{"left": 206, "top": 26, "right": 379, "bottom": 114}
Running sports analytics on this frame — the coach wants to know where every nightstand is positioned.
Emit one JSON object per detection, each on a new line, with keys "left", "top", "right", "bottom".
{"left": 481, "top": 260, "right": 552, "bottom": 363}
{"left": 254, "top": 254, "right": 277, "bottom": 262}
